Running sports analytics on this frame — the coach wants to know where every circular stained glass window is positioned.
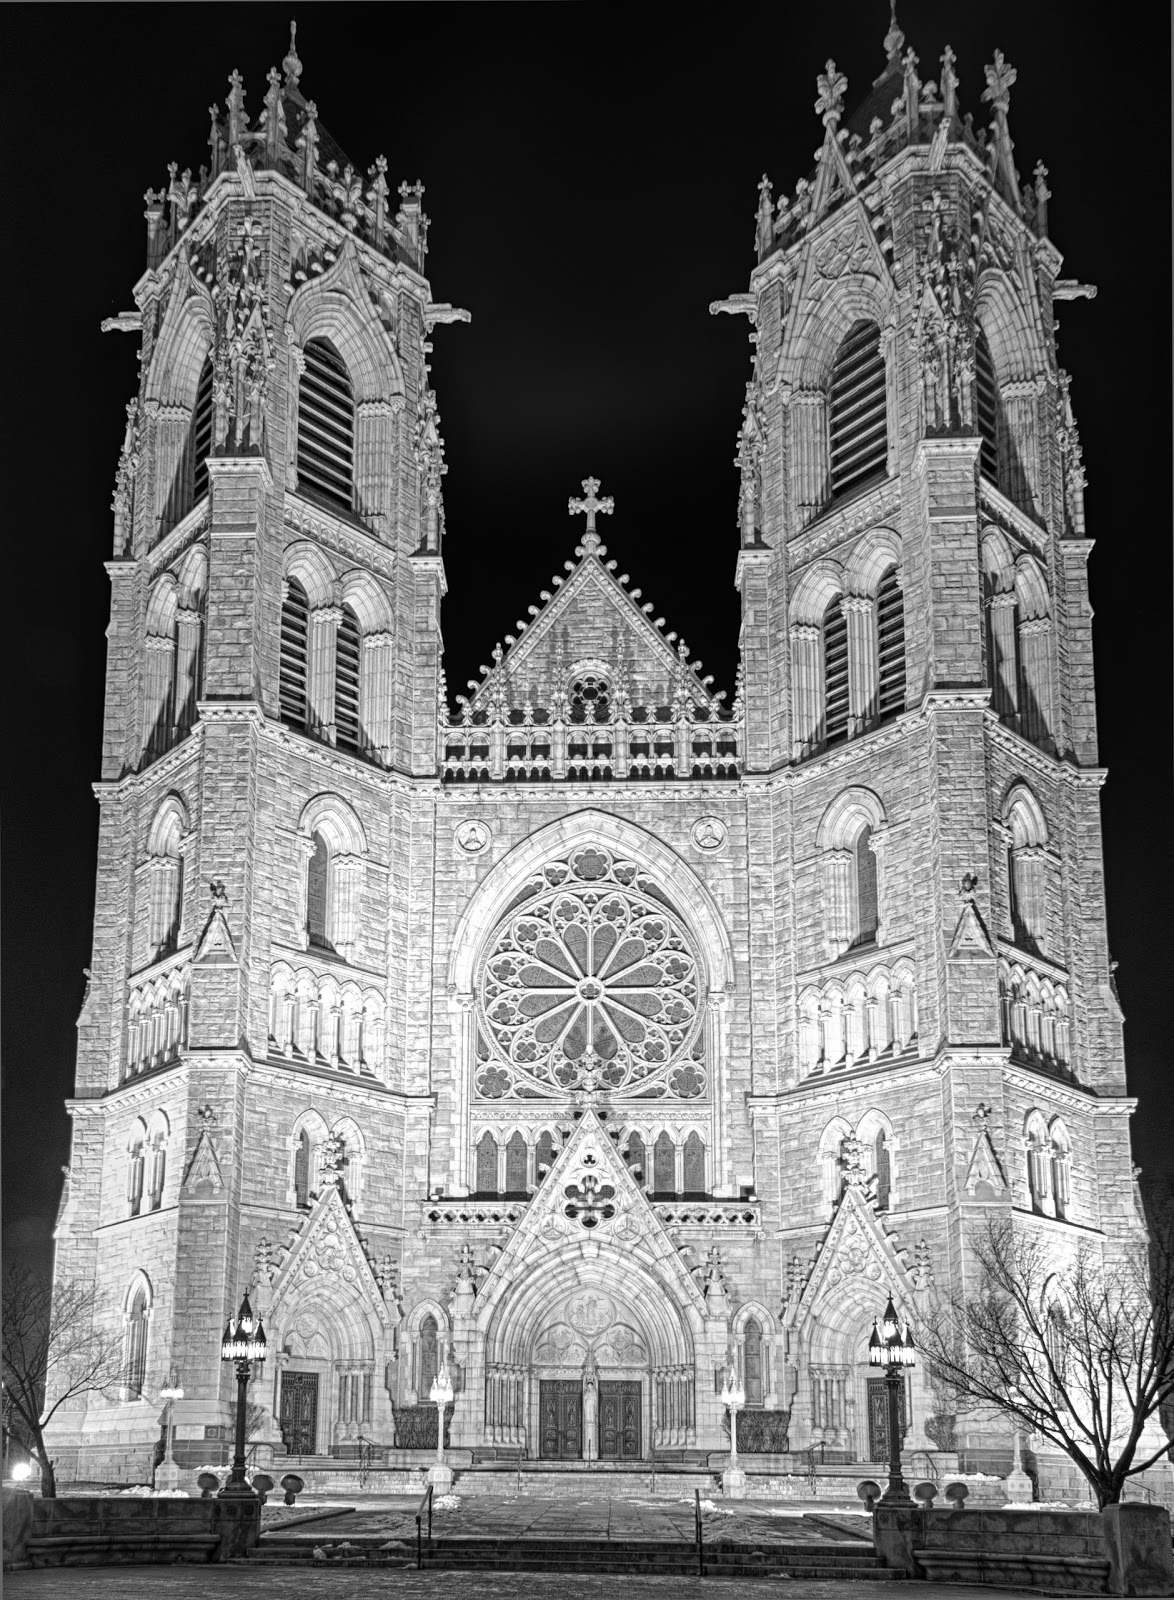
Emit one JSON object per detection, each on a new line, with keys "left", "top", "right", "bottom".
{"left": 476, "top": 846, "right": 704, "bottom": 1099}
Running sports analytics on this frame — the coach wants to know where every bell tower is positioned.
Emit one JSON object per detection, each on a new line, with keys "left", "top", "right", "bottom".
{"left": 717, "top": 14, "right": 1131, "bottom": 1474}
{"left": 53, "top": 27, "right": 467, "bottom": 1471}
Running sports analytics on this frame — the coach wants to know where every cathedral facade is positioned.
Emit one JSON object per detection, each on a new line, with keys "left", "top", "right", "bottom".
{"left": 51, "top": 20, "right": 1145, "bottom": 1494}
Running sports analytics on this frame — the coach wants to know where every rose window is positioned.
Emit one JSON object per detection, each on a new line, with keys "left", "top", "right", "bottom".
{"left": 475, "top": 846, "right": 705, "bottom": 1099}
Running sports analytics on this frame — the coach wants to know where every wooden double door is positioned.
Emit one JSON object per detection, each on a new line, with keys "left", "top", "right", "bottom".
{"left": 539, "top": 1378, "right": 642, "bottom": 1460}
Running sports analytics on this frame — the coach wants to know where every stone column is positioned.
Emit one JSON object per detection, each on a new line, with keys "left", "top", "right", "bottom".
{"left": 843, "top": 593, "right": 878, "bottom": 736}
{"left": 790, "top": 390, "right": 829, "bottom": 525}
{"left": 360, "top": 631, "right": 394, "bottom": 763}
{"left": 987, "top": 592, "right": 1019, "bottom": 724}
{"left": 789, "top": 623, "right": 822, "bottom": 758}
{"left": 173, "top": 607, "right": 203, "bottom": 738}
{"left": 307, "top": 604, "right": 342, "bottom": 742}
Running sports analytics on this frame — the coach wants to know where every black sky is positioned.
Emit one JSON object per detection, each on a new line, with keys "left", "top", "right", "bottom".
{"left": 3, "top": 2, "right": 1171, "bottom": 1278}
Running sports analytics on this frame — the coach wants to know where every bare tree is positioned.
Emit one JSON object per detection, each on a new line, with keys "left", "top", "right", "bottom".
{"left": 920, "top": 1217, "right": 1174, "bottom": 1508}
{"left": 2, "top": 1267, "right": 125, "bottom": 1497}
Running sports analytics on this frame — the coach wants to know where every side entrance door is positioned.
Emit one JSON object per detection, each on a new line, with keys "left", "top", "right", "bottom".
{"left": 539, "top": 1379, "right": 582, "bottom": 1459}
{"left": 867, "top": 1376, "right": 908, "bottom": 1463}
{"left": 599, "top": 1380, "right": 641, "bottom": 1461}
{"left": 280, "top": 1371, "right": 319, "bottom": 1457}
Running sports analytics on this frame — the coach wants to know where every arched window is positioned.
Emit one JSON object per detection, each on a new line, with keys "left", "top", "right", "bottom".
{"left": 297, "top": 338, "right": 354, "bottom": 512}
{"left": 1050, "top": 1119, "right": 1071, "bottom": 1220}
{"left": 293, "top": 1129, "right": 312, "bottom": 1209}
{"left": 306, "top": 832, "right": 330, "bottom": 950}
{"left": 875, "top": 567, "right": 906, "bottom": 720}
{"left": 683, "top": 1132, "right": 706, "bottom": 1194}
{"left": 626, "top": 1132, "right": 646, "bottom": 1186}
{"left": 419, "top": 1315, "right": 439, "bottom": 1397}
{"left": 535, "top": 1131, "right": 556, "bottom": 1184}
{"left": 823, "top": 597, "right": 849, "bottom": 746}
{"left": 653, "top": 1132, "right": 675, "bottom": 1195}
{"left": 280, "top": 577, "right": 310, "bottom": 731}
{"left": 127, "top": 1125, "right": 146, "bottom": 1217}
{"left": 1004, "top": 787, "right": 1050, "bottom": 953}
{"left": 875, "top": 1130, "right": 891, "bottom": 1211}
{"left": 191, "top": 356, "right": 215, "bottom": 504}
{"left": 124, "top": 1281, "right": 150, "bottom": 1399}
{"left": 744, "top": 1318, "right": 764, "bottom": 1407}
{"left": 505, "top": 1132, "right": 528, "bottom": 1195}
{"left": 975, "top": 328, "right": 999, "bottom": 483}
{"left": 475, "top": 1132, "right": 498, "bottom": 1195}
{"left": 334, "top": 604, "right": 362, "bottom": 755}
{"left": 147, "top": 804, "right": 185, "bottom": 959}
{"left": 1025, "top": 1111, "right": 1051, "bottom": 1214}
{"left": 147, "top": 1117, "right": 168, "bottom": 1211}
{"left": 853, "top": 826, "right": 878, "bottom": 946}
{"left": 828, "top": 321, "right": 887, "bottom": 498}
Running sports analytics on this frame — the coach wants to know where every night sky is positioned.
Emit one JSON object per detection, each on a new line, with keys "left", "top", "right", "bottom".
{"left": 3, "top": 3, "right": 1170, "bottom": 1279}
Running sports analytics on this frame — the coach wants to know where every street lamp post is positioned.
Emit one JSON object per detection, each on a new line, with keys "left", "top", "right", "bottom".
{"left": 868, "top": 1295, "right": 915, "bottom": 1505}
{"left": 218, "top": 1292, "right": 267, "bottom": 1499}
{"left": 156, "top": 1376, "right": 185, "bottom": 1492}
{"left": 719, "top": 1348, "right": 747, "bottom": 1500}
{"left": 427, "top": 1344, "right": 455, "bottom": 1494}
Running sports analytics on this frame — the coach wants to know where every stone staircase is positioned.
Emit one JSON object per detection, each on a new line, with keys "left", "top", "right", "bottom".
{"left": 251, "top": 1529, "right": 900, "bottom": 1578}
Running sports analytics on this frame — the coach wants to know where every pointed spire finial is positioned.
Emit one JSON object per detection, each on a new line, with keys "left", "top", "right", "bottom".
{"left": 283, "top": 19, "right": 303, "bottom": 89}
{"left": 884, "top": 0, "right": 905, "bottom": 67}
{"left": 815, "top": 59, "right": 848, "bottom": 127}
{"left": 755, "top": 174, "right": 773, "bottom": 262}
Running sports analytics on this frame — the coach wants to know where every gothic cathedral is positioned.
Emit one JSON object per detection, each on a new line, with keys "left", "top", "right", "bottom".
{"left": 51, "top": 18, "right": 1146, "bottom": 1497}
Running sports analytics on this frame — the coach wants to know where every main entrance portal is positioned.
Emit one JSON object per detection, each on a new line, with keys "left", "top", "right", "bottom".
{"left": 539, "top": 1380, "right": 582, "bottom": 1459}
{"left": 599, "top": 1380, "right": 641, "bottom": 1460}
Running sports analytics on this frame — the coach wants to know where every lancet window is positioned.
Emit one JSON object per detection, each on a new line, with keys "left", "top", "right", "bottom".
{"left": 294, "top": 1129, "right": 312, "bottom": 1208}
{"left": 191, "top": 356, "right": 215, "bottom": 504}
{"left": 147, "top": 1114, "right": 168, "bottom": 1211}
{"left": 127, "top": 1123, "right": 146, "bottom": 1217}
{"left": 875, "top": 567, "right": 906, "bottom": 720}
{"left": 1003, "top": 785, "right": 1051, "bottom": 954}
{"left": 279, "top": 578, "right": 310, "bottom": 731}
{"left": 334, "top": 605, "right": 362, "bottom": 754}
{"left": 828, "top": 320, "right": 888, "bottom": 499}
{"left": 146, "top": 801, "right": 186, "bottom": 961}
{"left": 1025, "top": 1110, "right": 1052, "bottom": 1213}
{"left": 743, "top": 1318, "right": 764, "bottom": 1408}
{"left": 123, "top": 1279, "right": 150, "bottom": 1400}
{"left": 297, "top": 338, "right": 355, "bottom": 512}
{"left": 418, "top": 1315, "right": 439, "bottom": 1397}
{"left": 975, "top": 328, "right": 1000, "bottom": 483}
{"left": 822, "top": 598, "right": 850, "bottom": 746}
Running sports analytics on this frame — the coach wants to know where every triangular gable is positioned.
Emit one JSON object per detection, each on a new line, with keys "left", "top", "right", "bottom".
{"left": 182, "top": 1108, "right": 224, "bottom": 1195}
{"left": 964, "top": 1129, "right": 1008, "bottom": 1198}
{"left": 467, "top": 539, "right": 717, "bottom": 716}
{"left": 267, "top": 1183, "right": 394, "bottom": 1329}
{"left": 948, "top": 898, "right": 995, "bottom": 959}
{"left": 790, "top": 1185, "right": 916, "bottom": 1329}
{"left": 808, "top": 123, "right": 859, "bottom": 227}
{"left": 194, "top": 896, "right": 238, "bottom": 966}
{"left": 782, "top": 189, "right": 894, "bottom": 347}
{"left": 473, "top": 1110, "right": 708, "bottom": 1321}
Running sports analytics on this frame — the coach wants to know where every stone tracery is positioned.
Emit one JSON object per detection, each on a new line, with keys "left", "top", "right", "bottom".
{"left": 476, "top": 845, "right": 705, "bottom": 1100}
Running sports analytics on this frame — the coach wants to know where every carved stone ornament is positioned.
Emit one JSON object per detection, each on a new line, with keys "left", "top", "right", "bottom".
{"left": 691, "top": 816, "right": 728, "bottom": 853}
{"left": 182, "top": 1104, "right": 224, "bottom": 1195}
{"left": 454, "top": 819, "right": 490, "bottom": 855}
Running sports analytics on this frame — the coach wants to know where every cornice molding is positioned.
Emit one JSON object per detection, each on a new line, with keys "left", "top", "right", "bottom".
{"left": 285, "top": 493, "right": 398, "bottom": 582}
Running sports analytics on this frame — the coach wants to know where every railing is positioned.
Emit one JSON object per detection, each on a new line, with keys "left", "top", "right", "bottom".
{"left": 441, "top": 709, "right": 741, "bottom": 785}
{"left": 694, "top": 1487, "right": 704, "bottom": 1577}
{"left": 416, "top": 1481, "right": 433, "bottom": 1569}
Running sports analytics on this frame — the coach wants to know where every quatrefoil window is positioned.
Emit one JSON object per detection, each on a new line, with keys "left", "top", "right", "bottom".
{"left": 475, "top": 846, "right": 705, "bottom": 1100}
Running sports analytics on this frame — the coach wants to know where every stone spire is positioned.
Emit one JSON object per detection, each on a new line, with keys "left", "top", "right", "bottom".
{"left": 883, "top": 0, "right": 905, "bottom": 72}
{"left": 283, "top": 19, "right": 303, "bottom": 91}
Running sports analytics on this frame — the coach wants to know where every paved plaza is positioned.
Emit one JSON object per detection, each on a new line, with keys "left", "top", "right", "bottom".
{"left": 4, "top": 1574, "right": 1041, "bottom": 1600}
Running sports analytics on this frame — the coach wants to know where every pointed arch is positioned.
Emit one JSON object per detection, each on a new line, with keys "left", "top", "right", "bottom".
{"left": 828, "top": 319, "right": 888, "bottom": 498}
{"left": 286, "top": 239, "right": 405, "bottom": 405}
{"left": 122, "top": 1271, "right": 153, "bottom": 1400}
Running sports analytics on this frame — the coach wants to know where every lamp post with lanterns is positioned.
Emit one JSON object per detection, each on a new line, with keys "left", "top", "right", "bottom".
{"left": 427, "top": 1341, "right": 455, "bottom": 1493}
{"left": 218, "top": 1292, "right": 266, "bottom": 1498}
{"left": 156, "top": 1376, "right": 184, "bottom": 1492}
{"left": 868, "top": 1294, "right": 916, "bottom": 1505}
{"left": 719, "top": 1346, "right": 747, "bottom": 1500}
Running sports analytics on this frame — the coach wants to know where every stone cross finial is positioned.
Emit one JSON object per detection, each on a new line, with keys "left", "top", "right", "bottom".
{"left": 568, "top": 477, "right": 615, "bottom": 546}
{"left": 884, "top": 0, "right": 905, "bottom": 66}
{"left": 283, "top": 19, "right": 303, "bottom": 89}
{"left": 940, "top": 46, "right": 958, "bottom": 121}
{"left": 815, "top": 60, "right": 847, "bottom": 127}
{"left": 982, "top": 49, "right": 1016, "bottom": 115}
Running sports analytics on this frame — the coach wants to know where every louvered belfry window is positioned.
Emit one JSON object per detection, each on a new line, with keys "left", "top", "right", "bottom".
{"left": 828, "top": 320, "right": 887, "bottom": 498}
{"left": 279, "top": 577, "right": 310, "bottom": 730}
{"left": 876, "top": 567, "right": 906, "bottom": 720}
{"left": 335, "top": 604, "right": 362, "bottom": 754}
{"left": 823, "top": 597, "right": 849, "bottom": 746}
{"left": 975, "top": 329, "right": 999, "bottom": 482}
{"left": 191, "top": 357, "right": 215, "bottom": 503}
{"left": 297, "top": 338, "right": 355, "bottom": 510}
